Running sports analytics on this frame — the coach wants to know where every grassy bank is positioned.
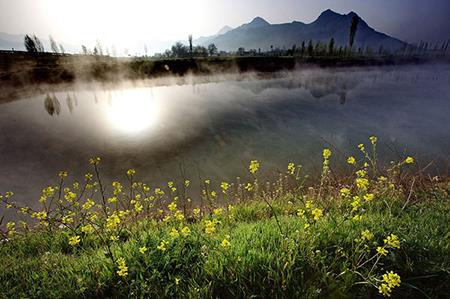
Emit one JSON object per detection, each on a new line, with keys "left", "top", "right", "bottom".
{"left": 1, "top": 51, "right": 445, "bottom": 87}
{"left": 1, "top": 138, "right": 449, "bottom": 298}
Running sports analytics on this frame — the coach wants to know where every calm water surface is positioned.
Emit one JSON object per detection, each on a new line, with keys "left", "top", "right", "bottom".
{"left": 1, "top": 64, "right": 449, "bottom": 208}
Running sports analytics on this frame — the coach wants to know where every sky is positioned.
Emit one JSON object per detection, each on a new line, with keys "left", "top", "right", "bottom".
{"left": 0, "top": 0, "right": 449, "bottom": 54}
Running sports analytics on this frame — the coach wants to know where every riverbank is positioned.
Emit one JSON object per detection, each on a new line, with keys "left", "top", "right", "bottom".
{"left": 1, "top": 51, "right": 448, "bottom": 87}
{"left": 1, "top": 140, "right": 449, "bottom": 298}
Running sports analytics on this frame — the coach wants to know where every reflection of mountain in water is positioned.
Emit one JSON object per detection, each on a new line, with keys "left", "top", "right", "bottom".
{"left": 239, "top": 72, "right": 360, "bottom": 105}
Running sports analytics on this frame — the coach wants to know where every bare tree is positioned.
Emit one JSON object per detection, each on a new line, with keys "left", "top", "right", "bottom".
{"left": 49, "top": 35, "right": 59, "bottom": 54}
{"left": 188, "top": 34, "right": 193, "bottom": 55}
{"left": 32, "top": 35, "right": 44, "bottom": 52}
{"left": 59, "top": 44, "right": 65, "bottom": 54}
{"left": 24, "top": 34, "right": 37, "bottom": 53}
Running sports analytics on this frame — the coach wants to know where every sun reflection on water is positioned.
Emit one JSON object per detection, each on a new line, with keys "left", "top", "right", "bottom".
{"left": 106, "top": 88, "right": 159, "bottom": 134}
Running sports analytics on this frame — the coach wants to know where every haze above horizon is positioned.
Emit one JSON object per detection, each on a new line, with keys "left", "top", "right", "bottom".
{"left": 0, "top": 0, "right": 449, "bottom": 54}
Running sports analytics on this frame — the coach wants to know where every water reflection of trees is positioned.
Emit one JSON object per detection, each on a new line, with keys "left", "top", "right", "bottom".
{"left": 44, "top": 94, "right": 61, "bottom": 115}
{"left": 44, "top": 92, "right": 79, "bottom": 116}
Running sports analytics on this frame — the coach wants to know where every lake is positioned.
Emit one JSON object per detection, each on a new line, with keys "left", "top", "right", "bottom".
{"left": 1, "top": 64, "right": 449, "bottom": 209}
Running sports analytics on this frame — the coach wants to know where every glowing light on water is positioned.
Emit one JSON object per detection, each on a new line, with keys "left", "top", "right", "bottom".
{"left": 106, "top": 89, "right": 159, "bottom": 134}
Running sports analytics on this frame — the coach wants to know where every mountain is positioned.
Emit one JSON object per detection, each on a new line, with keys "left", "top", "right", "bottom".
{"left": 196, "top": 10, "right": 405, "bottom": 52}
{"left": 217, "top": 26, "right": 233, "bottom": 35}
{"left": 195, "top": 25, "right": 234, "bottom": 45}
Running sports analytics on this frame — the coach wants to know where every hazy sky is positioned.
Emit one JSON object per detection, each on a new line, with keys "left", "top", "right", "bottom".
{"left": 1, "top": 0, "right": 449, "bottom": 53}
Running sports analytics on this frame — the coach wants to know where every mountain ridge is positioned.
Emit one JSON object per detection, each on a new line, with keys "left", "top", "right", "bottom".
{"left": 196, "top": 9, "right": 405, "bottom": 52}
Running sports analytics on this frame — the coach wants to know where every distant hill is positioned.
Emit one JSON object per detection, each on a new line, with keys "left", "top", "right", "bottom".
{"left": 196, "top": 9, "right": 406, "bottom": 52}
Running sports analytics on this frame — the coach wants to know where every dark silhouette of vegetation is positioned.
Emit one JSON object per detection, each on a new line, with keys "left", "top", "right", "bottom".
{"left": 208, "top": 43, "right": 218, "bottom": 56}
{"left": 49, "top": 35, "right": 59, "bottom": 54}
{"left": 349, "top": 15, "right": 359, "bottom": 50}
{"left": 188, "top": 34, "right": 193, "bottom": 56}
{"left": 24, "top": 35, "right": 37, "bottom": 53}
{"left": 328, "top": 37, "right": 335, "bottom": 55}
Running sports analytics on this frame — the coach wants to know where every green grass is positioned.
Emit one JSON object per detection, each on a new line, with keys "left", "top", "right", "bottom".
{"left": 1, "top": 192, "right": 449, "bottom": 298}
{"left": 1, "top": 143, "right": 449, "bottom": 298}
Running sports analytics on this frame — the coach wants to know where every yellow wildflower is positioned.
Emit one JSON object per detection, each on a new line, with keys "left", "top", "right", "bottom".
{"left": 361, "top": 229, "right": 374, "bottom": 241}
{"left": 377, "top": 246, "right": 388, "bottom": 256}
{"left": 213, "top": 208, "right": 223, "bottom": 216}
{"left": 287, "top": 162, "right": 295, "bottom": 175}
{"left": 134, "top": 202, "right": 143, "bottom": 213}
{"left": 384, "top": 234, "right": 400, "bottom": 249}
{"left": 382, "top": 271, "right": 401, "bottom": 288}
{"left": 323, "top": 148, "right": 331, "bottom": 159}
{"left": 116, "top": 257, "right": 128, "bottom": 277}
{"left": 58, "top": 171, "right": 68, "bottom": 178}
{"left": 340, "top": 187, "right": 351, "bottom": 197}
{"left": 110, "top": 235, "right": 119, "bottom": 242}
{"left": 364, "top": 193, "right": 375, "bottom": 202}
{"left": 181, "top": 226, "right": 191, "bottom": 237}
{"left": 68, "top": 235, "right": 80, "bottom": 246}
{"left": 249, "top": 160, "right": 260, "bottom": 174}
{"left": 106, "top": 213, "right": 121, "bottom": 230}
{"left": 311, "top": 208, "right": 323, "bottom": 221}
{"left": 356, "top": 178, "right": 369, "bottom": 190}
{"left": 169, "top": 228, "right": 180, "bottom": 238}
{"left": 168, "top": 202, "right": 177, "bottom": 211}
{"left": 352, "top": 214, "right": 363, "bottom": 221}
{"left": 174, "top": 210, "right": 185, "bottom": 221}
{"left": 297, "top": 209, "right": 305, "bottom": 218}
{"left": 139, "top": 246, "right": 147, "bottom": 254}
{"left": 221, "top": 238, "right": 231, "bottom": 248}
{"left": 369, "top": 136, "right": 378, "bottom": 145}
{"left": 220, "top": 182, "right": 230, "bottom": 193}
{"left": 378, "top": 283, "right": 391, "bottom": 297}
{"left": 184, "top": 180, "right": 190, "bottom": 187}
{"left": 89, "top": 157, "right": 101, "bottom": 165}
{"left": 81, "top": 224, "right": 94, "bottom": 234}
{"left": 193, "top": 208, "right": 201, "bottom": 216}
{"left": 305, "top": 200, "right": 314, "bottom": 209}
{"left": 157, "top": 240, "right": 168, "bottom": 251}
{"left": 405, "top": 156, "right": 414, "bottom": 164}
{"left": 347, "top": 156, "right": 356, "bottom": 165}
{"left": 244, "top": 183, "right": 253, "bottom": 191}
{"left": 82, "top": 198, "right": 95, "bottom": 210}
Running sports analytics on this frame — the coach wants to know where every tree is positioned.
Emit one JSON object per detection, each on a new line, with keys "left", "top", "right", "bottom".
{"left": 307, "top": 40, "right": 314, "bottom": 56}
{"left": 349, "top": 14, "right": 359, "bottom": 50}
{"left": 171, "top": 42, "right": 188, "bottom": 57}
{"left": 95, "top": 39, "right": 103, "bottom": 56}
{"left": 59, "top": 44, "right": 65, "bottom": 54}
{"left": 301, "top": 41, "right": 305, "bottom": 56}
{"left": 188, "top": 34, "right": 193, "bottom": 55}
{"left": 33, "top": 35, "right": 44, "bottom": 52}
{"left": 24, "top": 34, "right": 37, "bottom": 53}
{"left": 207, "top": 43, "right": 218, "bottom": 56}
{"left": 49, "top": 35, "right": 59, "bottom": 54}
{"left": 193, "top": 46, "right": 208, "bottom": 57}
{"left": 81, "top": 45, "right": 88, "bottom": 55}
{"left": 328, "top": 37, "right": 335, "bottom": 55}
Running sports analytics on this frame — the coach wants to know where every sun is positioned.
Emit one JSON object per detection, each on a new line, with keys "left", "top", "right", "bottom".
{"left": 106, "top": 88, "right": 159, "bottom": 134}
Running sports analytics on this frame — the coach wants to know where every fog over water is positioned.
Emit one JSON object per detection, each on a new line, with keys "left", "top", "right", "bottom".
{"left": 1, "top": 64, "right": 450, "bottom": 210}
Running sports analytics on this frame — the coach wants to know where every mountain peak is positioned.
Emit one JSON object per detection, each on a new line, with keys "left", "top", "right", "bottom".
{"left": 317, "top": 9, "right": 340, "bottom": 19}
{"left": 245, "top": 17, "right": 270, "bottom": 28}
{"left": 217, "top": 25, "right": 233, "bottom": 35}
